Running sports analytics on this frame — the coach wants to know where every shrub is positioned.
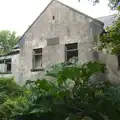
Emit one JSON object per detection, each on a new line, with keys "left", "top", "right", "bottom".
{"left": 1, "top": 61, "right": 120, "bottom": 120}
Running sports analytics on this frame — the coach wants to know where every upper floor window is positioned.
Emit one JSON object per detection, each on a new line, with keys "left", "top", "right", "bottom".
{"left": 65, "top": 43, "right": 78, "bottom": 61}
{"left": 33, "top": 48, "right": 42, "bottom": 69}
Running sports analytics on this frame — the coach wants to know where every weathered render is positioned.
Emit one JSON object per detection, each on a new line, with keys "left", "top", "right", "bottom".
{"left": 16, "top": 0, "right": 103, "bottom": 84}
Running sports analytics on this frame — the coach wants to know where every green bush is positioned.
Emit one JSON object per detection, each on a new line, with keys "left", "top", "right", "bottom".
{"left": 0, "top": 61, "right": 120, "bottom": 120}
{"left": 0, "top": 77, "right": 21, "bottom": 120}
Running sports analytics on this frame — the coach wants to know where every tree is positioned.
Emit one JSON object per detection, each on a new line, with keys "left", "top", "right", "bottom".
{"left": 85, "top": 0, "right": 120, "bottom": 55}
{"left": 0, "top": 30, "right": 20, "bottom": 55}
{"left": 78, "top": 0, "right": 120, "bottom": 10}
{"left": 98, "top": 15, "right": 120, "bottom": 55}
{"left": 94, "top": 0, "right": 120, "bottom": 56}
{"left": 0, "top": 77, "right": 21, "bottom": 120}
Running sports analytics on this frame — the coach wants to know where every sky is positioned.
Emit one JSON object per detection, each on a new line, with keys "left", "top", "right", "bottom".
{"left": 0, "top": 0, "right": 116, "bottom": 35}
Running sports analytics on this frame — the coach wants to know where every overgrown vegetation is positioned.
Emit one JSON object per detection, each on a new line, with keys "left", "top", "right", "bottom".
{"left": 78, "top": 0, "right": 120, "bottom": 9}
{"left": 0, "top": 77, "right": 21, "bottom": 119}
{"left": 0, "top": 30, "right": 20, "bottom": 54}
{"left": 0, "top": 61, "right": 120, "bottom": 120}
{"left": 98, "top": 14, "right": 120, "bottom": 55}
{"left": 94, "top": 0, "right": 120, "bottom": 55}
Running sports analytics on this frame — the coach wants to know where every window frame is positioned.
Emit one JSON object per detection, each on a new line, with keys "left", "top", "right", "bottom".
{"left": 32, "top": 48, "right": 42, "bottom": 69}
{"left": 65, "top": 43, "right": 78, "bottom": 62}
{"left": 0, "top": 59, "right": 12, "bottom": 73}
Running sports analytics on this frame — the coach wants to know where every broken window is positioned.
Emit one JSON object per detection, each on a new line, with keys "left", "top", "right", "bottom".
{"left": 65, "top": 43, "right": 78, "bottom": 61}
{"left": 5, "top": 59, "right": 11, "bottom": 72}
{"left": 33, "top": 48, "right": 42, "bottom": 69}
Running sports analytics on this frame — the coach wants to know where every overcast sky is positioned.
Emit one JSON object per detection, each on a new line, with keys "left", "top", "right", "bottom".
{"left": 0, "top": 0, "right": 116, "bottom": 35}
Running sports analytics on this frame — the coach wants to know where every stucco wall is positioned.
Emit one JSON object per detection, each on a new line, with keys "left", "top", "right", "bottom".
{"left": 18, "top": 0, "right": 103, "bottom": 84}
{"left": 98, "top": 52, "right": 120, "bottom": 85}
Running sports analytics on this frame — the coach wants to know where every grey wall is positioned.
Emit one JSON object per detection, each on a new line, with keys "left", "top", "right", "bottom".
{"left": 18, "top": 0, "right": 103, "bottom": 84}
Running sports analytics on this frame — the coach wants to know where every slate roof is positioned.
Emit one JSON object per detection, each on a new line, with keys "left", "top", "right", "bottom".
{"left": 97, "top": 14, "right": 118, "bottom": 28}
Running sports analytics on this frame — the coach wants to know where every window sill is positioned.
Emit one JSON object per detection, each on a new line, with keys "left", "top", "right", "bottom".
{"left": 0, "top": 72, "right": 12, "bottom": 74}
{"left": 31, "top": 68, "right": 44, "bottom": 72}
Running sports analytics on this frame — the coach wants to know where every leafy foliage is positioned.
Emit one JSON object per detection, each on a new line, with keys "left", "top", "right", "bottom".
{"left": 0, "top": 77, "right": 21, "bottom": 120}
{"left": 98, "top": 14, "right": 120, "bottom": 55}
{"left": 108, "top": 0, "right": 120, "bottom": 10}
{"left": 1, "top": 61, "right": 120, "bottom": 120}
{"left": 78, "top": 0, "right": 120, "bottom": 9}
{"left": 0, "top": 30, "right": 20, "bottom": 54}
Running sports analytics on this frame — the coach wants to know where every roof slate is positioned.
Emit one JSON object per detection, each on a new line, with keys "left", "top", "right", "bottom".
{"left": 97, "top": 14, "right": 118, "bottom": 28}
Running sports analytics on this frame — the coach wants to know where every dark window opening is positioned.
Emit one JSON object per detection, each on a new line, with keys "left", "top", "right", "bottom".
{"left": 7, "top": 63, "right": 11, "bottom": 72}
{"left": 33, "top": 48, "right": 42, "bottom": 69}
{"left": 5, "top": 59, "right": 11, "bottom": 72}
{"left": 118, "top": 55, "right": 120, "bottom": 69}
{"left": 65, "top": 43, "right": 78, "bottom": 61}
{"left": 52, "top": 16, "right": 55, "bottom": 20}
{"left": 66, "top": 50, "right": 78, "bottom": 61}
{"left": 66, "top": 43, "right": 77, "bottom": 50}
{"left": 34, "top": 48, "right": 42, "bottom": 54}
{"left": 0, "top": 60, "right": 4, "bottom": 64}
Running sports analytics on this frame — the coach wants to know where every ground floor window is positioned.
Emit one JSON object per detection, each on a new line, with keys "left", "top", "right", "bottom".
{"left": 0, "top": 59, "right": 11, "bottom": 73}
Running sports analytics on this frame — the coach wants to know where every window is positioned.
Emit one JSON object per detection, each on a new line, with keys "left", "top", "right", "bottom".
{"left": 117, "top": 55, "right": 120, "bottom": 69}
{"left": 33, "top": 48, "right": 42, "bottom": 69}
{"left": 0, "top": 59, "right": 12, "bottom": 73}
{"left": 65, "top": 43, "right": 78, "bottom": 61}
{"left": 5, "top": 59, "right": 11, "bottom": 72}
